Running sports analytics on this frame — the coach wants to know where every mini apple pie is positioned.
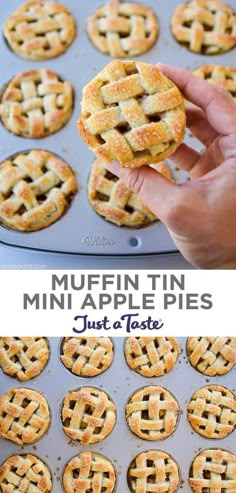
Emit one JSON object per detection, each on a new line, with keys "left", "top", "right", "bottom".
{"left": 0, "top": 387, "right": 50, "bottom": 445}
{"left": 0, "top": 454, "right": 52, "bottom": 493}
{"left": 189, "top": 449, "right": 236, "bottom": 493}
{"left": 88, "top": 159, "right": 173, "bottom": 227}
{"left": 126, "top": 385, "right": 179, "bottom": 440}
{"left": 187, "top": 337, "right": 236, "bottom": 376}
{"left": 78, "top": 60, "right": 186, "bottom": 168}
{"left": 61, "top": 387, "right": 116, "bottom": 445}
{"left": 0, "top": 149, "right": 78, "bottom": 232}
{"left": 171, "top": 0, "right": 236, "bottom": 55}
{"left": 62, "top": 451, "right": 116, "bottom": 493}
{"left": 0, "top": 337, "right": 50, "bottom": 382}
{"left": 3, "top": 1, "right": 76, "bottom": 61}
{"left": 0, "top": 69, "right": 74, "bottom": 138}
{"left": 188, "top": 385, "right": 236, "bottom": 439}
{"left": 124, "top": 337, "right": 179, "bottom": 376}
{"left": 60, "top": 337, "right": 114, "bottom": 376}
{"left": 87, "top": 0, "right": 158, "bottom": 57}
{"left": 193, "top": 65, "right": 236, "bottom": 101}
{"left": 127, "top": 450, "right": 180, "bottom": 493}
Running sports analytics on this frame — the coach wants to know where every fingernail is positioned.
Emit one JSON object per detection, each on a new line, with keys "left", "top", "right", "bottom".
{"left": 106, "top": 161, "right": 121, "bottom": 178}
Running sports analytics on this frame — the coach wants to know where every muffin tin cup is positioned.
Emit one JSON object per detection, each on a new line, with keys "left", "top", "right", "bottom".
{"left": 125, "top": 384, "right": 181, "bottom": 442}
{"left": 126, "top": 449, "right": 182, "bottom": 493}
{"left": 0, "top": 336, "right": 51, "bottom": 382}
{"left": 0, "top": 387, "right": 51, "bottom": 446}
{"left": 0, "top": 453, "right": 54, "bottom": 492}
{"left": 1, "top": 0, "right": 235, "bottom": 255}
{"left": 1, "top": 337, "right": 236, "bottom": 492}
{"left": 58, "top": 336, "right": 115, "bottom": 378}
{"left": 60, "top": 385, "right": 117, "bottom": 445}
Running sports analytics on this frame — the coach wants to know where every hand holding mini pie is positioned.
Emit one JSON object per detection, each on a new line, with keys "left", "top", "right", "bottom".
{"left": 78, "top": 60, "right": 186, "bottom": 168}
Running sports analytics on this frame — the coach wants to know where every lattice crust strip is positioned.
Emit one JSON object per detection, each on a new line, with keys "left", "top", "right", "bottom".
{"left": 187, "top": 337, "right": 236, "bottom": 376}
{"left": 189, "top": 449, "right": 236, "bottom": 493}
{"left": 128, "top": 450, "right": 180, "bottom": 493}
{"left": 0, "top": 388, "right": 50, "bottom": 445}
{"left": 0, "top": 69, "right": 74, "bottom": 138}
{"left": 78, "top": 60, "right": 186, "bottom": 168}
{"left": 0, "top": 337, "right": 49, "bottom": 381}
{"left": 3, "top": 0, "right": 76, "bottom": 61}
{"left": 60, "top": 336, "right": 114, "bottom": 376}
{"left": 62, "top": 451, "right": 116, "bottom": 493}
{"left": 171, "top": 0, "right": 236, "bottom": 55}
{"left": 87, "top": 0, "right": 159, "bottom": 57}
{"left": 0, "top": 454, "right": 52, "bottom": 493}
{"left": 0, "top": 150, "right": 78, "bottom": 232}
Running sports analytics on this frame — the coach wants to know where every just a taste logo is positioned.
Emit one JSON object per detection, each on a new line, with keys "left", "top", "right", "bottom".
{"left": 72, "top": 313, "right": 164, "bottom": 334}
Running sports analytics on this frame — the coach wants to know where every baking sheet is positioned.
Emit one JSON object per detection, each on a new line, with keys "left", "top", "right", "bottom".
{"left": 0, "top": 337, "right": 236, "bottom": 492}
{"left": 0, "top": 0, "right": 235, "bottom": 255}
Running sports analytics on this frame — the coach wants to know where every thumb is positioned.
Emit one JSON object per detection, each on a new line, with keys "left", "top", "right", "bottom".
{"left": 106, "top": 161, "right": 183, "bottom": 223}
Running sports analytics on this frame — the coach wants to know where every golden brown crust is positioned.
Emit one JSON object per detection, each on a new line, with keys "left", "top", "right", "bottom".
{"left": 0, "top": 454, "right": 52, "bottom": 493}
{"left": 77, "top": 60, "right": 186, "bottom": 168}
{"left": 0, "top": 337, "right": 50, "bottom": 381}
{"left": 128, "top": 450, "right": 180, "bottom": 493}
{"left": 186, "top": 337, "right": 236, "bottom": 376}
{"left": 0, "top": 69, "right": 74, "bottom": 138}
{"left": 193, "top": 64, "right": 236, "bottom": 101}
{"left": 87, "top": 1, "right": 158, "bottom": 57}
{"left": 61, "top": 387, "right": 116, "bottom": 445}
{"left": 124, "top": 337, "right": 179, "bottom": 376}
{"left": 60, "top": 337, "right": 114, "bottom": 376}
{"left": 189, "top": 449, "right": 236, "bottom": 492}
{"left": 171, "top": 0, "right": 236, "bottom": 55}
{"left": 188, "top": 385, "right": 236, "bottom": 439}
{"left": 0, "top": 149, "right": 78, "bottom": 232}
{"left": 62, "top": 451, "right": 116, "bottom": 493}
{"left": 0, "top": 388, "right": 50, "bottom": 445}
{"left": 88, "top": 159, "right": 168, "bottom": 227}
{"left": 125, "top": 385, "right": 179, "bottom": 440}
{"left": 3, "top": 0, "right": 76, "bottom": 61}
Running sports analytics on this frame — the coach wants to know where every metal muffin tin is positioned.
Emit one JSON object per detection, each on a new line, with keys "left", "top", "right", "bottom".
{"left": 0, "top": 0, "right": 235, "bottom": 256}
{"left": 0, "top": 337, "right": 236, "bottom": 492}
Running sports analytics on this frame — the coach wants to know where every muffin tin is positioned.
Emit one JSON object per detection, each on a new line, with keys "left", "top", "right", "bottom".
{"left": 0, "top": 0, "right": 235, "bottom": 255}
{"left": 0, "top": 337, "right": 236, "bottom": 492}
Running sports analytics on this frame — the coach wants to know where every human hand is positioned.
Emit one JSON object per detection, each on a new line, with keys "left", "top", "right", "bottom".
{"left": 106, "top": 64, "right": 236, "bottom": 269}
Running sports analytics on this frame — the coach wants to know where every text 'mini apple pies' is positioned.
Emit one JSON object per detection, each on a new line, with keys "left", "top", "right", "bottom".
{"left": 0, "top": 69, "right": 74, "bottom": 138}
{"left": 126, "top": 385, "right": 179, "bottom": 440}
{"left": 0, "top": 150, "right": 78, "bottom": 232}
{"left": 0, "top": 454, "right": 52, "bottom": 493}
{"left": 124, "top": 337, "right": 179, "bottom": 376}
{"left": 188, "top": 385, "right": 236, "bottom": 439}
{"left": 193, "top": 65, "right": 236, "bottom": 101}
{"left": 0, "top": 387, "right": 50, "bottom": 445}
{"left": 87, "top": 0, "right": 158, "bottom": 57}
{"left": 171, "top": 0, "right": 236, "bottom": 55}
{"left": 3, "top": 0, "right": 76, "bottom": 61}
{"left": 62, "top": 451, "right": 116, "bottom": 493}
{"left": 187, "top": 337, "right": 236, "bottom": 376}
{"left": 88, "top": 159, "right": 173, "bottom": 227}
{"left": 78, "top": 60, "right": 186, "bottom": 168}
{"left": 189, "top": 448, "right": 236, "bottom": 493}
{"left": 61, "top": 386, "right": 116, "bottom": 445}
{"left": 127, "top": 450, "right": 180, "bottom": 493}
{"left": 60, "top": 337, "right": 114, "bottom": 377}
{"left": 0, "top": 337, "right": 50, "bottom": 382}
